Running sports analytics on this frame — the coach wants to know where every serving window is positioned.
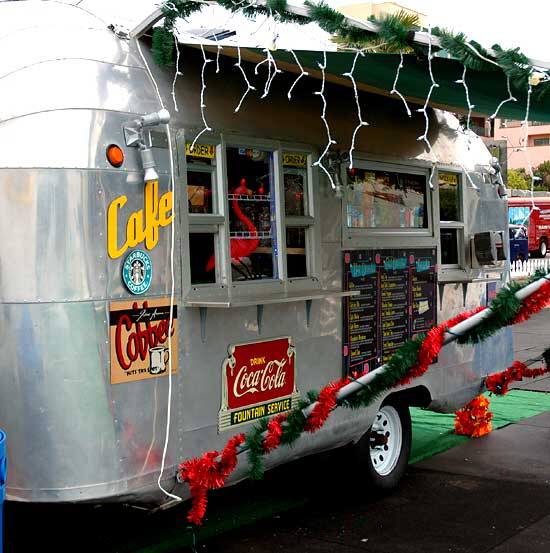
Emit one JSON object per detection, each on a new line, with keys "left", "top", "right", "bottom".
{"left": 186, "top": 143, "right": 216, "bottom": 214}
{"left": 226, "top": 147, "right": 278, "bottom": 281}
{"left": 438, "top": 171, "right": 464, "bottom": 268}
{"left": 346, "top": 168, "right": 428, "bottom": 229}
{"left": 181, "top": 134, "right": 318, "bottom": 294}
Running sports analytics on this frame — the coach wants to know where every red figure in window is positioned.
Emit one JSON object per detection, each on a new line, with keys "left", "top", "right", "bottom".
{"left": 205, "top": 178, "right": 260, "bottom": 276}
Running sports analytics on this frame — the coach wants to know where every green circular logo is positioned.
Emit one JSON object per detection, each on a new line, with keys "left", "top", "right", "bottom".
{"left": 122, "top": 250, "right": 152, "bottom": 295}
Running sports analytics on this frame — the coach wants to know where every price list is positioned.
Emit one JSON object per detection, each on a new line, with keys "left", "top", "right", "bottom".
{"left": 343, "top": 249, "right": 437, "bottom": 376}
{"left": 343, "top": 251, "right": 379, "bottom": 374}
{"left": 410, "top": 253, "right": 437, "bottom": 337}
{"left": 380, "top": 252, "right": 410, "bottom": 363}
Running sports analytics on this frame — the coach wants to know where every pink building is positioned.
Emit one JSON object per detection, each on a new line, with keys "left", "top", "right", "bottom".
{"left": 494, "top": 119, "right": 550, "bottom": 169}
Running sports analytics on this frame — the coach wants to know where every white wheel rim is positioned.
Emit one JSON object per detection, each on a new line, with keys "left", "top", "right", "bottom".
{"left": 369, "top": 405, "right": 403, "bottom": 476}
{"left": 543, "top": 243, "right": 547, "bottom": 256}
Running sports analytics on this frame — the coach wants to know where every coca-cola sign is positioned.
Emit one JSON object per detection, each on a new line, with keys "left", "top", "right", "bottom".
{"left": 219, "top": 337, "right": 300, "bottom": 431}
{"left": 109, "top": 298, "right": 178, "bottom": 384}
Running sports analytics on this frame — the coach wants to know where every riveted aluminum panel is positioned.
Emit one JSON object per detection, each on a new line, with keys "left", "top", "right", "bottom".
{"left": 0, "top": 168, "right": 178, "bottom": 303}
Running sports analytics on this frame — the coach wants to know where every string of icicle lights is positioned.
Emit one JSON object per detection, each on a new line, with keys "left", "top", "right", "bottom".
{"left": 313, "top": 51, "right": 337, "bottom": 190}
{"left": 416, "top": 24, "right": 439, "bottom": 189}
{"left": 343, "top": 50, "right": 369, "bottom": 170}
{"left": 171, "top": 9, "right": 537, "bottom": 195}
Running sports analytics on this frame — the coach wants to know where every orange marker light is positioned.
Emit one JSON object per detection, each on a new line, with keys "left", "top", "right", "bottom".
{"left": 106, "top": 144, "right": 124, "bottom": 168}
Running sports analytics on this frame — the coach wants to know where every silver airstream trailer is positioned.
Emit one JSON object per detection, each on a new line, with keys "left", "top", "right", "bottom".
{"left": 0, "top": 1, "right": 512, "bottom": 506}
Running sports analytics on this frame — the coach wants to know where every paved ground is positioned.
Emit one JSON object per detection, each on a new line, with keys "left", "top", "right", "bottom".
{"left": 3, "top": 311, "right": 550, "bottom": 553}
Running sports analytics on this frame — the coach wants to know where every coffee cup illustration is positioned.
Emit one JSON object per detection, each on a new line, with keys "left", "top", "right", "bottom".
{"left": 149, "top": 346, "right": 169, "bottom": 375}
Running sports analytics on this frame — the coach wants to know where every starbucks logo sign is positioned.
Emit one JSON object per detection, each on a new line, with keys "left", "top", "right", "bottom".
{"left": 122, "top": 250, "right": 152, "bottom": 295}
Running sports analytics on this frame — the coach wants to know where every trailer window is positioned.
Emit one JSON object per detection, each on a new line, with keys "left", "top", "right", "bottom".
{"left": 186, "top": 143, "right": 216, "bottom": 214}
{"left": 226, "top": 147, "right": 278, "bottom": 281}
{"left": 346, "top": 168, "right": 427, "bottom": 229}
{"left": 189, "top": 232, "right": 217, "bottom": 284}
{"left": 181, "top": 134, "right": 320, "bottom": 296}
{"left": 282, "top": 151, "right": 314, "bottom": 278}
{"left": 438, "top": 172, "right": 463, "bottom": 267}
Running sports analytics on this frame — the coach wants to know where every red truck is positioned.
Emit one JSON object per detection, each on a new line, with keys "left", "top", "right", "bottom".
{"left": 508, "top": 196, "right": 550, "bottom": 257}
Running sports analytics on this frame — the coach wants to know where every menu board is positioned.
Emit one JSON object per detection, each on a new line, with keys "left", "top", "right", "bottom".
{"left": 343, "top": 248, "right": 437, "bottom": 376}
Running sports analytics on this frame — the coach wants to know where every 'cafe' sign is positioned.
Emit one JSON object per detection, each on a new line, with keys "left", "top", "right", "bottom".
{"left": 107, "top": 179, "right": 173, "bottom": 259}
{"left": 218, "top": 337, "right": 300, "bottom": 431}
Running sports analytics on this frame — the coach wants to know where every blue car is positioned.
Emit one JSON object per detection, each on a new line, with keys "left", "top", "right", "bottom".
{"left": 509, "top": 224, "right": 529, "bottom": 262}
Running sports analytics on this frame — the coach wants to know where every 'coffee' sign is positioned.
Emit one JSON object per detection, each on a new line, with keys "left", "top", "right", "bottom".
{"left": 219, "top": 337, "right": 300, "bottom": 431}
{"left": 109, "top": 298, "right": 178, "bottom": 384}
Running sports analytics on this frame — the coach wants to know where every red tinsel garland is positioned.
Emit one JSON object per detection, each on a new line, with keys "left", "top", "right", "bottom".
{"left": 510, "top": 279, "right": 550, "bottom": 325}
{"left": 304, "top": 378, "right": 351, "bottom": 432}
{"left": 485, "top": 360, "right": 550, "bottom": 395}
{"left": 455, "top": 395, "right": 493, "bottom": 437}
{"left": 399, "top": 307, "right": 485, "bottom": 385}
{"left": 263, "top": 413, "right": 288, "bottom": 453}
{"left": 175, "top": 276, "right": 550, "bottom": 524}
{"left": 178, "top": 433, "right": 245, "bottom": 525}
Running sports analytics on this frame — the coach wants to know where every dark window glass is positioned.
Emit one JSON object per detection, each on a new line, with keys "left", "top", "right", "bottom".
{"left": 186, "top": 143, "right": 216, "bottom": 214}
{"left": 438, "top": 172, "right": 461, "bottom": 222}
{"left": 190, "top": 233, "right": 216, "bottom": 284}
{"left": 346, "top": 169, "right": 427, "bottom": 228}
{"left": 187, "top": 171, "right": 213, "bottom": 213}
{"left": 286, "top": 227, "right": 307, "bottom": 278}
{"left": 534, "top": 137, "right": 550, "bottom": 146}
{"left": 226, "top": 147, "right": 278, "bottom": 281}
{"left": 440, "top": 228, "right": 459, "bottom": 265}
{"left": 283, "top": 152, "right": 308, "bottom": 216}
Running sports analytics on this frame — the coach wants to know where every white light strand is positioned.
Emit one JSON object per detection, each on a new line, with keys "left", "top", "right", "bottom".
{"left": 390, "top": 53, "right": 411, "bottom": 117}
{"left": 343, "top": 50, "right": 369, "bottom": 169}
{"left": 254, "top": 48, "right": 282, "bottom": 99}
{"left": 416, "top": 25, "right": 439, "bottom": 188}
{"left": 216, "top": 44, "right": 222, "bottom": 74}
{"left": 135, "top": 37, "right": 181, "bottom": 503}
{"left": 458, "top": 162, "right": 479, "bottom": 191}
{"left": 171, "top": 32, "right": 182, "bottom": 112}
{"left": 313, "top": 51, "right": 337, "bottom": 190}
{"left": 490, "top": 76, "right": 517, "bottom": 119}
{"left": 287, "top": 49, "right": 309, "bottom": 100}
{"left": 455, "top": 65, "right": 475, "bottom": 140}
{"left": 465, "top": 42, "right": 501, "bottom": 69}
{"left": 190, "top": 43, "right": 213, "bottom": 153}
{"left": 234, "top": 45, "right": 256, "bottom": 112}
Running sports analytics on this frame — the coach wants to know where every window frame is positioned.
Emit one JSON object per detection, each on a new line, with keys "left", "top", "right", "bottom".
{"left": 178, "top": 130, "right": 321, "bottom": 300}
{"left": 341, "top": 160, "right": 435, "bottom": 250}
{"left": 436, "top": 169, "right": 467, "bottom": 272}
{"left": 434, "top": 164, "right": 471, "bottom": 272}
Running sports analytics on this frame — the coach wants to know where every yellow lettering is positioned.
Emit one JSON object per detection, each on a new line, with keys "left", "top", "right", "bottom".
{"left": 144, "top": 180, "right": 159, "bottom": 250}
{"left": 107, "top": 180, "right": 174, "bottom": 259}
{"left": 126, "top": 211, "right": 145, "bottom": 248}
{"left": 158, "top": 192, "right": 173, "bottom": 226}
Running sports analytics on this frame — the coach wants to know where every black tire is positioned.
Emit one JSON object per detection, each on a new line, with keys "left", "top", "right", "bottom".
{"left": 517, "top": 253, "right": 525, "bottom": 263}
{"left": 354, "top": 400, "right": 412, "bottom": 490}
{"left": 539, "top": 239, "right": 548, "bottom": 258}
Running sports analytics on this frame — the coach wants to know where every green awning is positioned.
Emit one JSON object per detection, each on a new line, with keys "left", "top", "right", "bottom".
{"left": 245, "top": 48, "right": 550, "bottom": 122}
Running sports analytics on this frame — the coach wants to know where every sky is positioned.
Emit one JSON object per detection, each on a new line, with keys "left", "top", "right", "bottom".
{"left": 53, "top": 0, "right": 550, "bottom": 62}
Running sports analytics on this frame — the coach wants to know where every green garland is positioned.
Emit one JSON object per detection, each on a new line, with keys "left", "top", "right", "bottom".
{"left": 241, "top": 271, "right": 548, "bottom": 478}
{"left": 455, "top": 282, "right": 523, "bottom": 344}
{"left": 151, "top": 0, "right": 550, "bottom": 97}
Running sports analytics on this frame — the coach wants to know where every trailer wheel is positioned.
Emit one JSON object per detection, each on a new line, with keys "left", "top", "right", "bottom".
{"left": 539, "top": 239, "right": 548, "bottom": 258}
{"left": 355, "top": 400, "right": 412, "bottom": 490}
